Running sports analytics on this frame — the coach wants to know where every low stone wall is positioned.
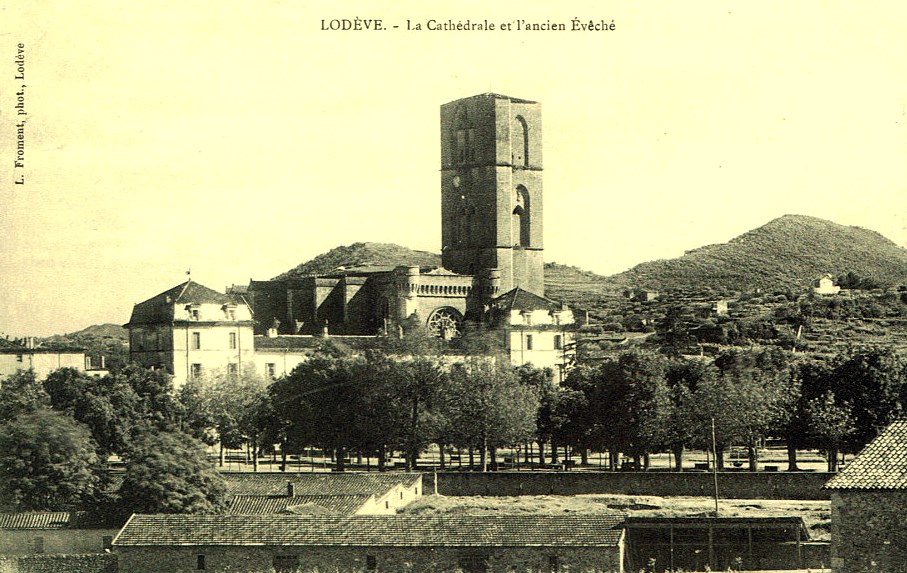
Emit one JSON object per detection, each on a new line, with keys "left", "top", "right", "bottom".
{"left": 0, "top": 554, "right": 116, "bottom": 573}
{"left": 434, "top": 471, "right": 833, "bottom": 500}
{"left": 115, "top": 545, "right": 622, "bottom": 573}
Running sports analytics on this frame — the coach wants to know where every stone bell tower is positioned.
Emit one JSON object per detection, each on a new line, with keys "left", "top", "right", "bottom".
{"left": 439, "top": 93, "right": 544, "bottom": 296}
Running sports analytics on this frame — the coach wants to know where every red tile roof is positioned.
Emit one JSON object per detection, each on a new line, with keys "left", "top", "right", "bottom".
{"left": 113, "top": 514, "right": 624, "bottom": 547}
{"left": 825, "top": 419, "right": 907, "bottom": 490}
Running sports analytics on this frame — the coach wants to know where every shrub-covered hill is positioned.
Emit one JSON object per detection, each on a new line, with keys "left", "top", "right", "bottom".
{"left": 272, "top": 215, "right": 907, "bottom": 315}
{"left": 609, "top": 215, "right": 907, "bottom": 292}
{"left": 276, "top": 242, "right": 442, "bottom": 279}
{"left": 273, "top": 243, "right": 618, "bottom": 307}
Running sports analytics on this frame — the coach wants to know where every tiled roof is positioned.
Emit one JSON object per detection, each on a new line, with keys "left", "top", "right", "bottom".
{"left": 228, "top": 495, "right": 373, "bottom": 515}
{"left": 0, "top": 512, "right": 70, "bottom": 529}
{"left": 127, "top": 281, "right": 242, "bottom": 325}
{"left": 113, "top": 514, "right": 624, "bottom": 547}
{"left": 222, "top": 473, "right": 420, "bottom": 497}
{"left": 825, "top": 419, "right": 907, "bottom": 490}
{"left": 491, "top": 288, "right": 563, "bottom": 312}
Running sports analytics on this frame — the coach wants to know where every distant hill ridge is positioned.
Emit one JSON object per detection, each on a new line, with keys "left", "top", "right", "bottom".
{"left": 276, "top": 242, "right": 441, "bottom": 279}
{"left": 611, "top": 214, "right": 907, "bottom": 292}
{"left": 60, "top": 216, "right": 907, "bottom": 338}
{"left": 273, "top": 216, "right": 907, "bottom": 302}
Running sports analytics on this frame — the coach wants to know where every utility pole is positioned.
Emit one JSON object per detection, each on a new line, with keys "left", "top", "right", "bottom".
{"left": 711, "top": 417, "right": 720, "bottom": 517}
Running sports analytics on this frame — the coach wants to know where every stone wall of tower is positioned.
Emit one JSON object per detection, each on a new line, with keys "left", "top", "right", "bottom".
{"left": 440, "top": 93, "right": 545, "bottom": 297}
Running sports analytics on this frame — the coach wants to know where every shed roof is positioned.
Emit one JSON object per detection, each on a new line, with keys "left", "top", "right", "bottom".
{"left": 227, "top": 494, "right": 373, "bottom": 515}
{"left": 825, "top": 419, "right": 907, "bottom": 491}
{"left": 222, "top": 472, "right": 420, "bottom": 497}
{"left": 113, "top": 514, "right": 624, "bottom": 547}
{"left": 0, "top": 512, "right": 71, "bottom": 530}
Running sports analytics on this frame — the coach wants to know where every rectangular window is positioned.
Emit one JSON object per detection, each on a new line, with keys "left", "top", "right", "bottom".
{"left": 191, "top": 332, "right": 201, "bottom": 350}
{"left": 197, "top": 555, "right": 206, "bottom": 570}
{"left": 273, "top": 556, "right": 300, "bottom": 573}
{"left": 33, "top": 536, "right": 44, "bottom": 554}
{"left": 548, "top": 555, "right": 559, "bottom": 572}
{"left": 266, "top": 363, "right": 276, "bottom": 379}
{"left": 526, "top": 334, "right": 534, "bottom": 350}
{"left": 191, "top": 364, "right": 202, "bottom": 380}
{"left": 102, "top": 535, "right": 113, "bottom": 550}
{"left": 554, "top": 335, "right": 562, "bottom": 350}
{"left": 16, "top": 354, "right": 22, "bottom": 363}
{"left": 229, "top": 332, "right": 237, "bottom": 350}
{"left": 366, "top": 555, "right": 377, "bottom": 571}
{"left": 227, "top": 363, "right": 238, "bottom": 377}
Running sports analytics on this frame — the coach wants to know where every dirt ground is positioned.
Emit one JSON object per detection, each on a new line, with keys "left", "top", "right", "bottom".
{"left": 402, "top": 493, "right": 832, "bottom": 541}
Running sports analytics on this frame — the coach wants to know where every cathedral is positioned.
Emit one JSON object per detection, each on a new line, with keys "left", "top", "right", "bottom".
{"left": 126, "top": 94, "right": 575, "bottom": 388}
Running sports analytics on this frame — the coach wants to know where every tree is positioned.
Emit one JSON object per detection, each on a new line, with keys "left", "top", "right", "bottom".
{"left": 176, "top": 377, "right": 218, "bottom": 446}
{"left": 117, "top": 431, "right": 226, "bottom": 515}
{"left": 198, "top": 367, "right": 270, "bottom": 470}
{"left": 444, "top": 359, "right": 538, "bottom": 471}
{"left": 0, "top": 409, "right": 101, "bottom": 510}
{"left": 0, "top": 369, "right": 49, "bottom": 423}
{"left": 805, "top": 390, "right": 855, "bottom": 472}
{"left": 686, "top": 348, "right": 797, "bottom": 470}
{"left": 832, "top": 347, "right": 906, "bottom": 453}
{"left": 269, "top": 342, "right": 363, "bottom": 471}
{"left": 44, "top": 367, "right": 141, "bottom": 456}
{"left": 380, "top": 330, "right": 451, "bottom": 470}
{"left": 564, "top": 350, "right": 673, "bottom": 470}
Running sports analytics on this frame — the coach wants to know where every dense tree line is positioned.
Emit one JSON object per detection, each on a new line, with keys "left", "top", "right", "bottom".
{"left": 0, "top": 366, "right": 223, "bottom": 517}
{"left": 1, "top": 337, "right": 904, "bottom": 517}
{"left": 554, "top": 346, "right": 906, "bottom": 472}
{"left": 223, "top": 337, "right": 541, "bottom": 473}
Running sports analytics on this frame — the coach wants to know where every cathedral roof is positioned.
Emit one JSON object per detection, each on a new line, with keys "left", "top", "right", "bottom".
{"left": 126, "top": 280, "right": 242, "bottom": 325}
{"left": 490, "top": 288, "right": 564, "bottom": 312}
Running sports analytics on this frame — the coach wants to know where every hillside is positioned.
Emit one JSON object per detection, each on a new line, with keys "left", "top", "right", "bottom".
{"left": 276, "top": 242, "right": 441, "bottom": 279}
{"left": 610, "top": 215, "right": 907, "bottom": 292}
{"left": 273, "top": 216, "right": 907, "bottom": 313}
{"left": 39, "top": 323, "right": 129, "bottom": 371}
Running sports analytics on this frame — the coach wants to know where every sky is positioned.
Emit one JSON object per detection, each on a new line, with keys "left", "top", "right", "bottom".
{"left": 1, "top": 1, "right": 905, "bottom": 336}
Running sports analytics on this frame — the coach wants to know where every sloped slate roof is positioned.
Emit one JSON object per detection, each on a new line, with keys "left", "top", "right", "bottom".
{"left": 0, "top": 512, "right": 70, "bottom": 530}
{"left": 113, "top": 514, "right": 624, "bottom": 547}
{"left": 127, "top": 280, "right": 242, "bottom": 325}
{"left": 491, "top": 288, "right": 563, "bottom": 312}
{"left": 228, "top": 494, "right": 373, "bottom": 515}
{"left": 825, "top": 419, "right": 907, "bottom": 491}
{"left": 222, "top": 473, "right": 420, "bottom": 497}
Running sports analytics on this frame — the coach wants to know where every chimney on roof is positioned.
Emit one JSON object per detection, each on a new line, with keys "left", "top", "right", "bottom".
{"left": 25, "top": 337, "right": 35, "bottom": 349}
{"left": 287, "top": 482, "right": 295, "bottom": 497}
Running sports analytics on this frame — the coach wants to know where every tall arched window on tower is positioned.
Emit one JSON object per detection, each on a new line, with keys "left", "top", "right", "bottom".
{"left": 457, "top": 205, "right": 473, "bottom": 246}
{"left": 453, "top": 106, "right": 469, "bottom": 165}
{"left": 513, "top": 186, "right": 530, "bottom": 247}
{"left": 512, "top": 115, "right": 529, "bottom": 167}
